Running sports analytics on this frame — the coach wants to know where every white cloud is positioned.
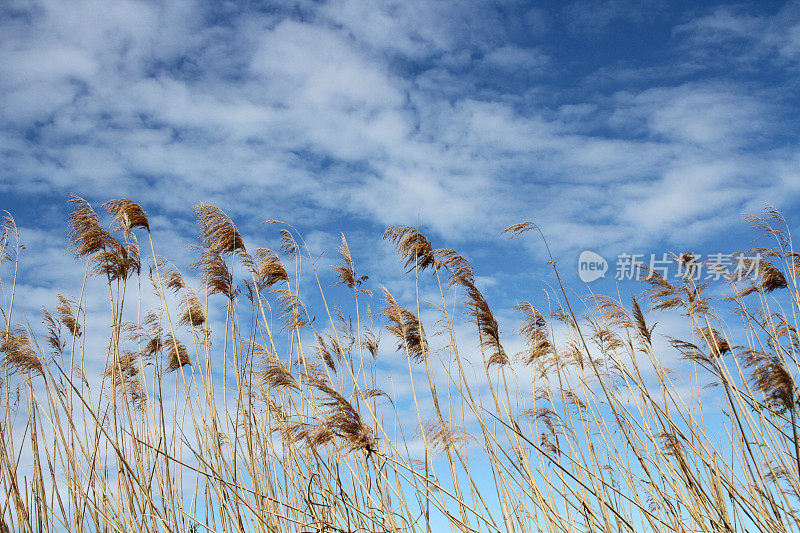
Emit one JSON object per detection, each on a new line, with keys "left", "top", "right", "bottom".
{"left": 613, "top": 82, "right": 776, "bottom": 146}
{"left": 0, "top": 0, "right": 797, "bottom": 277}
{"left": 564, "top": 0, "right": 666, "bottom": 36}
{"left": 674, "top": 2, "right": 800, "bottom": 66}
{"left": 482, "top": 46, "right": 550, "bottom": 72}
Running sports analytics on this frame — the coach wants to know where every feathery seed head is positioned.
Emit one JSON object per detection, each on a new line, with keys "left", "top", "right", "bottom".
{"left": 332, "top": 234, "right": 369, "bottom": 291}
{"left": 502, "top": 221, "right": 537, "bottom": 239}
{"left": 1, "top": 326, "right": 44, "bottom": 377}
{"left": 194, "top": 204, "right": 245, "bottom": 255}
{"left": 381, "top": 289, "right": 428, "bottom": 363}
{"left": 67, "top": 196, "right": 115, "bottom": 258}
{"left": 164, "top": 335, "right": 191, "bottom": 372}
{"left": 102, "top": 199, "right": 149, "bottom": 238}
{"left": 383, "top": 225, "right": 435, "bottom": 272}
{"left": 253, "top": 248, "right": 288, "bottom": 289}
{"left": 56, "top": 294, "right": 82, "bottom": 337}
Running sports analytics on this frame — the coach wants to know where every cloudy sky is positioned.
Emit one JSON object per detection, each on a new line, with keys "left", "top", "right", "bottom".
{"left": 1, "top": 0, "right": 799, "bottom": 310}
{"left": 1, "top": 2, "right": 799, "bottom": 526}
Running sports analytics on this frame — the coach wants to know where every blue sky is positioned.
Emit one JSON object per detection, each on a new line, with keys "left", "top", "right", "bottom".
{"left": 2, "top": 0, "right": 798, "bottom": 270}
{"left": 1, "top": 0, "right": 799, "bottom": 363}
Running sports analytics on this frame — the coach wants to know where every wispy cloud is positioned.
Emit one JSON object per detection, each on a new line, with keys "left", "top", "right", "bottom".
{"left": 0, "top": 0, "right": 798, "bottom": 275}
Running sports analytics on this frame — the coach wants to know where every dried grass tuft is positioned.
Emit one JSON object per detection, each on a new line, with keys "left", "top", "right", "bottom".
{"left": 164, "top": 335, "right": 191, "bottom": 372}
{"left": 67, "top": 196, "right": 114, "bottom": 258}
{"left": 0, "top": 326, "right": 44, "bottom": 377}
{"left": 253, "top": 248, "right": 288, "bottom": 289}
{"left": 192, "top": 248, "right": 236, "bottom": 300}
{"left": 516, "top": 302, "right": 553, "bottom": 365}
{"left": 332, "top": 234, "right": 368, "bottom": 291}
{"left": 56, "top": 295, "right": 81, "bottom": 337}
{"left": 102, "top": 199, "right": 149, "bottom": 238}
{"left": 381, "top": 289, "right": 427, "bottom": 363}
{"left": 194, "top": 204, "right": 245, "bottom": 255}
{"left": 383, "top": 225, "right": 435, "bottom": 272}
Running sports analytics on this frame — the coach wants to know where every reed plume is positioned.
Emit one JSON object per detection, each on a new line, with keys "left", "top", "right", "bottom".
{"left": 332, "top": 234, "right": 368, "bottom": 291}
{"left": 102, "top": 199, "right": 150, "bottom": 238}
{"left": 696, "top": 327, "right": 731, "bottom": 356}
{"left": 253, "top": 248, "right": 288, "bottom": 289}
{"left": 516, "top": 301, "right": 553, "bottom": 365}
{"left": 314, "top": 382, "right": 376, "bottom": 454}
{"left": 164, "top": 334, "right": 190, "bottom": 372}
{"left": 363, "top": 328, "right": 379, "bottom": 359}
{"left": 434, "top": 248, "right": 474, "bottom": 286}
{"left": 273, "top": 288, "right": 309, "bottom": 330}
{"left": 739, "top": 349, "right": 795, "bottom": 411}
{"left": 67, "top": 196, "right": 114, "bottom": 258}
{"left": 194, "top": 204, "right": 245, "bottom": 255}
{"left": 732, "top": 254, "right": 788, "bottom": 297}
{"left": 0, "top": 326, "right": 44, "bottom": 377}
{"left": 637, "top": 264, "right": 683, "bottom": 312}
{"left": 179, "top": 288, "right": 206, "bottom": 328}
{"left": 630, "top": 295, "right": 653, "bottom": 346}
{"left": 314, "top": 333, "right": 341, "bottom": 372}
{"left": 502, "top": 221, "right": 537, "bottom": 239}
{"left": 0, "top": 212, "right": 18, "bottom": 265}
{"left": 459, "top": 277, "right": 507, "bottom": 367}
{"left": 41, "top": 308, "right": 64, "bottom": 356}
{"left": 761, "top": 261, "right": 789, "bottom": 292}
{"left": 103, "top": 350, "right": 147, "bottom": 411}
{"left": 192, "top": 248, "right": 236, "bottom": 300}
{"left": 419, "top": 419, "right": 472, "bottom": 455}
{"left": 91, "top": 240, "right": 140, "bottom": 281}
{"left": 383, "top": 225, "right": 435, "bottom": 272}
{"left": 261, "top": 358, "right": 298, "bottom": 390}
{"left": 278, "top": 228, "right": 299, "bottom": 256}
{"left": 161, "top": 266, "right": 186, "bottom": 292}
{"left": 381, "top": 289, "right": 427, "bottom": 363}
{"left": 55, "top": 294, "right": 81, "bottom": 337}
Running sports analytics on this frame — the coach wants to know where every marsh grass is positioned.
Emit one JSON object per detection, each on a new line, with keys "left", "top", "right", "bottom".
{"left": 0, "top": 198, "right": 799, "bottom": 532}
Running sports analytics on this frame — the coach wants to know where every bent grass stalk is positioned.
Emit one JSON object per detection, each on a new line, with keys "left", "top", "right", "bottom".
{"left": 1, "top": 199, "right": 800, "bottom": 532}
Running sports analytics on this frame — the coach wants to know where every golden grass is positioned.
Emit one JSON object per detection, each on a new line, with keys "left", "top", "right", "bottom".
{"left": 0, "top": 198, "right": 799, "bottom": 532}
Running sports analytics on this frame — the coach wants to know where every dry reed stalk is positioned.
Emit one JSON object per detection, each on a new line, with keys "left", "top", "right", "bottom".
{"left": 3, "top": 200, "right": 800, "bottom": 533}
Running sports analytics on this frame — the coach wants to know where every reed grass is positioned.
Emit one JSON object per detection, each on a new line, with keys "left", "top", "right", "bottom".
{"left": 0, "top": 198, "right": 799, "bottom": 532}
